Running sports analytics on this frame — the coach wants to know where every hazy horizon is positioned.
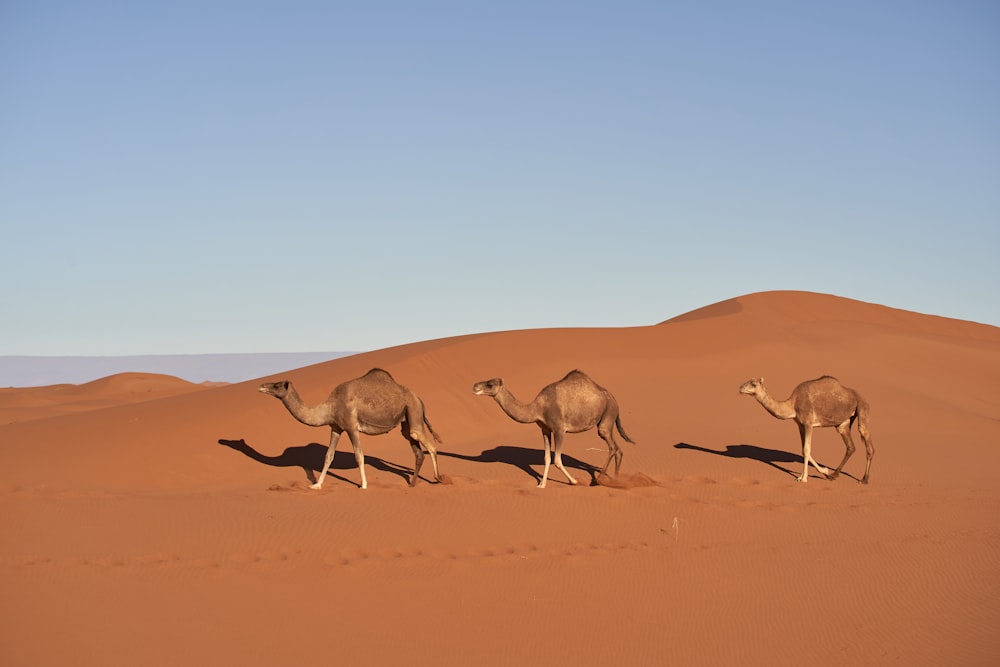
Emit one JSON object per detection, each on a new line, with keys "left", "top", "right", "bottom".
{"left": 0, "top": 352, "right": 355, "bottom": 387}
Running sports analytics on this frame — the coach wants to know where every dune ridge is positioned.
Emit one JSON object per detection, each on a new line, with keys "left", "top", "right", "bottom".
{"left": 1, "top": 291, "right": 998, "bottom": 666}
{"left": 0, "top": 372, "right": 215, "bottom": 426}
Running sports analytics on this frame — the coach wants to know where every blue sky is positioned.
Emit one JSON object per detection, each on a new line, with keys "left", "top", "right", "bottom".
{"left": 2, "top": 1, "right": 998, "bottom": 355}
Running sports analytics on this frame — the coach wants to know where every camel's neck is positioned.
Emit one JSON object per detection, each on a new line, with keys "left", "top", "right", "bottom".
{"left": 493, "top": 387, "right": 540, "bottom": 424}
{"left": 279, "top": 386, "right": 332, "bottom": 427}
{"left": 753, "top": 389, "right": 796, "bottom": 420}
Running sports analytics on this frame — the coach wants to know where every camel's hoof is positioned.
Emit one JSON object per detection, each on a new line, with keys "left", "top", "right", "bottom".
{"left": 309, "top": 483, "right": 323, "bottom": 490}
{"left": 795, "top": 477, "right": 808, "bottom": 483}
{"left": 537, "top": 482, "right": 547, "bottom": 489}
{"left": 860, "top": 478, "right": 869, "bottom": 485}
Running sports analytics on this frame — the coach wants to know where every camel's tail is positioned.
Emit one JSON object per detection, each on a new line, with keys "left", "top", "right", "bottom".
{"left": 407, "top": 397, "right": 443, "bottom": 445}
{"left": 424, "top": 412, "right": 444, "bottom": 445}
{"left": 616, "top": 415, "right": 637, "bottom": 445}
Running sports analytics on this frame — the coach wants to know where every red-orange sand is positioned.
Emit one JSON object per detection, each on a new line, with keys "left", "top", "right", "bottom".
{"left": 2, "top": 291, "right": 998, "bottom": 665}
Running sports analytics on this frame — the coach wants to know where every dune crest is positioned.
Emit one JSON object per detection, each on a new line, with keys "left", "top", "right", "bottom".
{"left": 0, "top": 372, "right": 211, "bottom": 425}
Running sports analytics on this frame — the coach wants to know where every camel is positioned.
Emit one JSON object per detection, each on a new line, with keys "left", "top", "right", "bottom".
{"left": 259, "top": 368, "right": 442, "bottom": 489}
{"left": 738, "top": 376, "right": 874, "bottom": 484}
{"left": 472, "top": 370, "right": 636, "bottom": 488}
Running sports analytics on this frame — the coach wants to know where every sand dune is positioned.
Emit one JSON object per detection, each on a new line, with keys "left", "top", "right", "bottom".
{"left": 0, "top": 372, "right": 217, "bottom": 425}
{"left": 1, "top": 291, "right": 998, "bottom": 665}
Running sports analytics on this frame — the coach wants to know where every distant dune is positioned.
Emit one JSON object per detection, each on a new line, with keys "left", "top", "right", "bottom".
{"left": 1, "top": 291, "right": 998, "bottom": 666}
{"left": 0, "top": 372, "right": 217, "bottom": 426}
{"left": 0, "top": 351, "right": 354, "bottom": 387}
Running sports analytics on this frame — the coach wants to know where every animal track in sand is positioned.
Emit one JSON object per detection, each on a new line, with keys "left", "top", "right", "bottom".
{"left": 6, "top": 548, "right": 303, "bottom": 570}
{"left": 6, "top": 540, "right": 667, "bottom": 573}
{"left": 135, "top": 553, "right": 182, "bottom": 565}
{"left": 327, "top": 537, "right": 664, "bottom": 567}
{"left": 7, "top": 535, "right": 672, "bottom": 571}
{"left": 682, "top": 475, "right": 717, "bottom": 485}
{"left": 12, "top": 556, "right": 52, "bottom": 566}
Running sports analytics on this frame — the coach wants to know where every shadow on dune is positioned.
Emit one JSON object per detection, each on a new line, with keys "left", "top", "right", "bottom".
{"left": 673, "top": 442, "right": 860, "bottom": 483}
{"left": 439, "top": 445, "right": 601, "bottom": 485}
{"left": 218, "top": 438, "right": 415, "bottom": 487}
{"left": 674, "top": 442, "right": 800, "bottom": 479}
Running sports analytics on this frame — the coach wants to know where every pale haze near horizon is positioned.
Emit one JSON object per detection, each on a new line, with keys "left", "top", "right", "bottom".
{"left": 2, "top": 1, "right": 998, "bottom": 357}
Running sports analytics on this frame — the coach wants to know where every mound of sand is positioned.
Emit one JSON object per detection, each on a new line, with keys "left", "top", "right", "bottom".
{"left": 0, "top": 372, "right": 214, "bottom": 425}
{"left": 1, "top": 291, "right": 998, "bottom": 665}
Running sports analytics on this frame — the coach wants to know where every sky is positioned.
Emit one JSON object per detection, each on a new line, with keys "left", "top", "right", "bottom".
{"left": 2, "top": 0, "right": 998, "bottom": 356}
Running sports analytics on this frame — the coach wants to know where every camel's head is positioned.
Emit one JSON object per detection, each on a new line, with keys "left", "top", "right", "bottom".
{"left": 472, "top": 378, "right": 504, "bottom": 397}
{"left": 259, "top": 380, "right": 291, "bottom": 399}
{"left": 738, "top": 378, "right": 764, "bottom": 396}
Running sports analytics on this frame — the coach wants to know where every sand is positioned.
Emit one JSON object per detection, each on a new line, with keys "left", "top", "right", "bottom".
{"left": 1, "top": 290, "right": 998, "bottom": 665}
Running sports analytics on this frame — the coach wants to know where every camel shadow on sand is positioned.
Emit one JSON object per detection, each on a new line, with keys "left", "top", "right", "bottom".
{"left": 674, "top": 442, "right": 801, "bottom": 479}
{"left": 439, "top": 445, "right": 602, "bottom": 486}
{"left": 673, "top": 442, "right": 860, "bottom": 483}
{"left": 218, "top": 438, "right": 422, "bottom": 487}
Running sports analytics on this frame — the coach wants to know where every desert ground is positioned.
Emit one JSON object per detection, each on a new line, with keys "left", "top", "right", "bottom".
{"left": 2, "top": 291, "right": 998, "bottom": 665}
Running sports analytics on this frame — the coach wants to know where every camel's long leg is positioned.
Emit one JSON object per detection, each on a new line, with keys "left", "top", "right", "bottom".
{"left": 406, "top": 430, "right": 440, "bottom": 485}
{"left": 401, "top": 419, "right": 425, "bottom": 486}
{"left": 408, "top": 439, "right": 425, "bottom": 487}
{"left": 828, "top": 420, "right": 857, "bottom": 480}
{"left": 311, "top": 429, "right": 343, "bottom": 490}
{"left": 858, "top": 419, "right": 875, "bottom": 484}
{"left": 346, "top": 429, "right": 367, "bottom": 489}
{"left": 539, "top": 431, "right": 553, "bottom": 488}
{"left": 797, "top": 423, "right": 831, "bottom": 483}
{"left": 597, "top": 421, "right": 622, "bottom": 477}
{"left": 402, "top": 407, "right": 441, "bottom": 485}
{"left": 552, "top": 430, "right": 578, "bottom": 486}
{"left": 422, "top": 437, "right": 441, "bottom": 482}
{"left": 796, "top": 423, "right": 810, "bottom": 483}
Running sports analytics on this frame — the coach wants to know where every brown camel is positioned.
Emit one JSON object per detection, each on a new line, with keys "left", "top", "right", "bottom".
{"left": 472, "top": 370, "right": 636, "bottom": 488}
{"left": 738, "top": 376, "right": 874, "bottom": 484}
{"left": 259, "top": 368, "right": 442, "bottom": 489}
